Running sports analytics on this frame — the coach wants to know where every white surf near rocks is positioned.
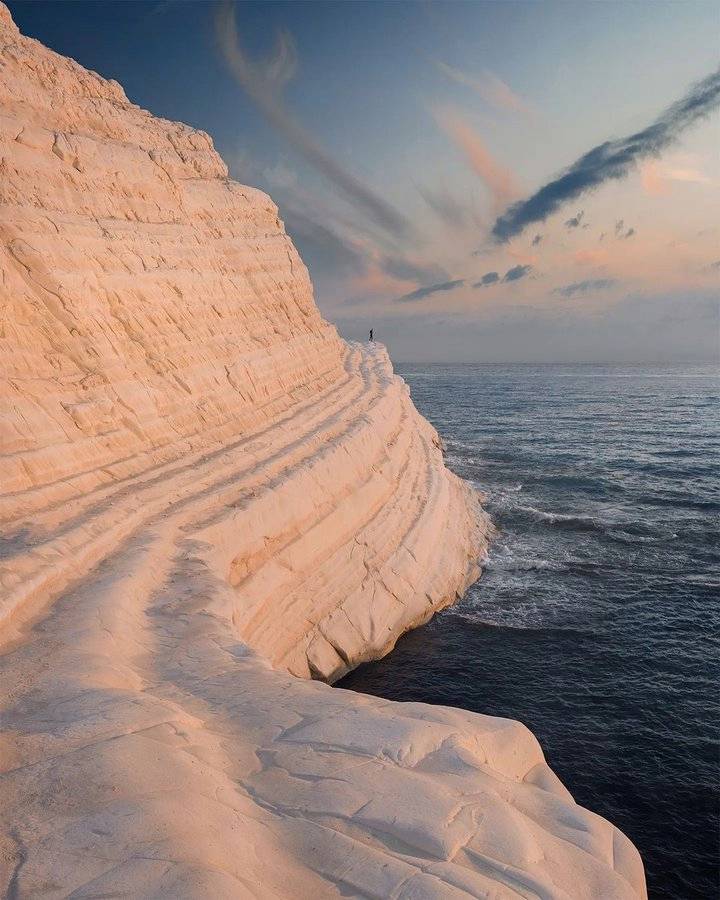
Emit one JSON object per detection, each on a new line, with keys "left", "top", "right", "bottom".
{"left": 0, "top": 6, "right": 645, "bottom": 897}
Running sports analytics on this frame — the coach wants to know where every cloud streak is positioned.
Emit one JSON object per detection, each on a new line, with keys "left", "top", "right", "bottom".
{"left": 282, "top": 206, "right": 366, "bottom": 277}
{"left": 436, "top": 62, "right": 531, "bottom": 116}
{"left": 417, "top": 184, "right": 478, "bottom": 228}
{"left": 641, "top": 155, "right": 714, "bottom": 195}
{"left": 215, "top": 2, "right": 410, "bottom": 237}
{"left": 435, "top": 108, "right": 520, "bottom": 214}
{"left": 382, "top": 255, "right": 448, "bottom": 285}
{"left": 396, "top": 279, "right": 464, "bottom": 302}
{"left": 492, "top": 66, "right": 720, "bottom": 242}
{"left": 266, "top": 172, "right": 442, "bottom": 294}
{"left": 554, "top": 278, "right": 618, "bottom": 297}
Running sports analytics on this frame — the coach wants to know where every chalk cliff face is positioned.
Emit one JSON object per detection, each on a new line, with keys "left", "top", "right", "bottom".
{"left": 0, "top": 7, "right": 645, "bottom": 898}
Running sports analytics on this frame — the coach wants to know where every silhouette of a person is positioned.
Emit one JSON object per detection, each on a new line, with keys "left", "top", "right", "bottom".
{"left": 369, "top": 328, "right": 374, "bottom": 342}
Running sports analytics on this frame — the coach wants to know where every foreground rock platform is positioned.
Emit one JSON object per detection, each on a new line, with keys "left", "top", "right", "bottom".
{"left": 0, "top": 6, "right": 646, "bottom": 897}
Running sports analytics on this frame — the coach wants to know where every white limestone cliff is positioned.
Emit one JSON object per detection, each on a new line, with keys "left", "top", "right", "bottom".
{"left": 0, "top": 6, "right": 646, "bottom": 897}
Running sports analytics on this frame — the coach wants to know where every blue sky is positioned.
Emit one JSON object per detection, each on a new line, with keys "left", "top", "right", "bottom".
{"left": 8, "top": 0, "right": 720, "bottom": 362}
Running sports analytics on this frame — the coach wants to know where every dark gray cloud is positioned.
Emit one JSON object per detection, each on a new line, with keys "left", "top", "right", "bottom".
{"left": 473, "top": 271, "right": 500, "bottom": 288}
{"left": 216, "top": 2, "right": 410, "bottom": 238}
{"left": 396, "top": 279, "right": 464, "bottom": 302}
{"left": 564, "top": 210, "right": 585, "bottom": 229}
{"left": 503, "top": 264, "right": 532, "bottom": 282}
{"left": 532, "top": 233, "right": 543, "bottom": 246}
{"left": 473, "top": 264, "right": 532, "bottom": 287}
{"left": 708, "top": 260, "right": 720, "bottom": 271}
{"left": 554, "top": 278, "right": 618, "bottom": 298}
{"left": 492, "top": 66, "right": 720, "bottom": 242}
{"left": 622, "top": 227, "right": 636, "bottom": 239}
{"left": 614, "top": 219, "right": 625, "bottom": 236}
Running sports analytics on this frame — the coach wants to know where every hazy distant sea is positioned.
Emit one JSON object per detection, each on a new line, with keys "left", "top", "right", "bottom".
{"left": 339, "top": 363, "right": 719, "bottom": 900}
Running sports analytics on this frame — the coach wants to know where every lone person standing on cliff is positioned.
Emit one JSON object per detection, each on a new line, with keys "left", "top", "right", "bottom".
{"left": 369, "top": 328, "right": 374, "bottom": 342}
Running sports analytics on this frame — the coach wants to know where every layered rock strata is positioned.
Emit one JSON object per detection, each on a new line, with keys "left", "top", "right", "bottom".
{"left": 0, "top": 7, "right": 646, "bottom": 898}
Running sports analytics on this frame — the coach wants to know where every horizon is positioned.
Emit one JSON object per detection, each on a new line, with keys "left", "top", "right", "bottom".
{"left": 394, "top": 359, "right": 720, "bottom": 368}
{"left": 8, "top": 0, "right": 720, "bottom": 364}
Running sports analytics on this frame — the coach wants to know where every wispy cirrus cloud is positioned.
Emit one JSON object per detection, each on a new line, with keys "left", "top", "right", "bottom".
{"left": 436, "top": 61, "right": 532, "bottom": 117}
{"left": 641, "top": 154, "right": 715, "bottom": 195}
{"left": 396, "top": 279, "right": 464, "bottom": 303}
{"left": 215, "top": 1, "right": 410, "bottom": 238}
{"left": 263, "top": 166, "right": 446, "bottom": 298}
{"left": 434, "top": 107, "right": 520, "bottom": 214}
{"left": 417, "top": 184, "right": 464, "bottom": 226}
{"left": 282, "top": 206, "right": 366, "bottom": 277}
{"left": 492, "top": 66, "right": 720, "bottom": 242}
{"left": 381, "top": 255, "right": 448, "bottom": 285}
{"left": 416, "top": 183, "right": 481, "bottom": 229}
{"left": 554, "top": 278, "right": 618, "bottom": 298}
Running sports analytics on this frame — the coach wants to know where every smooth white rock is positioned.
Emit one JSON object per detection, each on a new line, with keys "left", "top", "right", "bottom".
{"left": 0, "top": 7, "right": 646, "bottom": 898}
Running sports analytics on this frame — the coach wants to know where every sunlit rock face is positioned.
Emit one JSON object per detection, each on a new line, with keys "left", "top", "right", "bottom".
{"left": 0, "top": 6, "right": 645, "bottom": 898}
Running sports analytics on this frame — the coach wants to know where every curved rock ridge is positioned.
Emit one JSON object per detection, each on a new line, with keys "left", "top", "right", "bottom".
{"left": 0, "top": 7, "right": 646, "bottom": 898}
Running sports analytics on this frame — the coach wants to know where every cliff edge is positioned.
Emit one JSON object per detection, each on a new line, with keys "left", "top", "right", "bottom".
{"left": 0, "top": 7, "right": 645, "bottom": 898}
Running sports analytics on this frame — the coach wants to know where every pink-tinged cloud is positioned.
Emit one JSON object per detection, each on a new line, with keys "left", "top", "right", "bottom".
{"left": 640, "top": 161, "right": 671, "bottom": 196}
{"left": 434, "top": 108, "right": 521, "bottom": 215}
{"left": 574, "top": 248, "right": 610, "bottom": 266}
{"left": 640, "top": 157, "right": 714, "bottom": 196}
{"left": 347, "top": 264, "right": 413, "bottom": 298}
{"left": 436, "top": 61, "right": 532, "bottom": 117}
{"left": 507, "top": 246, "right": 540, "bottom": 265}
{"left": 555, "top": 223, "right": 717, "bottom": 297}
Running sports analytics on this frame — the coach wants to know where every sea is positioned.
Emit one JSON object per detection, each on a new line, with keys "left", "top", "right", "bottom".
{"left": 339, "top": 363, "right": 719, "bottom": 900}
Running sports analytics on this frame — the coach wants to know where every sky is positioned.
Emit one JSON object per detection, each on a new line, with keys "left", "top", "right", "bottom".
{"left": 8, "top": 0, "right": 720, "bottom": 363}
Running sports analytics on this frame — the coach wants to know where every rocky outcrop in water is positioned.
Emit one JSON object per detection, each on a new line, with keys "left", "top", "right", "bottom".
{"left": 0, "top": 6, "right": 645, "bottom": 897}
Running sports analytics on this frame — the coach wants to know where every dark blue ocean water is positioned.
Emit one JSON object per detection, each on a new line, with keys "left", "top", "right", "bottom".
{"left": 339, "top": 364, "right": 719, "bottom": 900}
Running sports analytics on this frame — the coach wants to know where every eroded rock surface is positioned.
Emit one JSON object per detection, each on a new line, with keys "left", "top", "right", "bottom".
{"left": 0, "top": 6, "right": 646, "bottom": 897}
